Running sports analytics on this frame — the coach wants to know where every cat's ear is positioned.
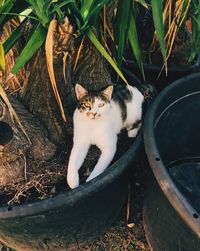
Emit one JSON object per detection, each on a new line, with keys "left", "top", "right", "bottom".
{"left": 101, "top": 85, "right": 113, "bottom": 100}
{"left": 75, "top": 84, "right": 88, "bottom": 100}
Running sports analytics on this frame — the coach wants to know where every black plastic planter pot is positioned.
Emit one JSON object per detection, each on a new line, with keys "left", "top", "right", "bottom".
{"left": 0, "top": 71, "right": 148, "bottom": 251}
{"left": 125, "top": 57, "right": 200, "bottom": 91}
{"left": 143, "top": 73, "right": 200, "bottom": 251}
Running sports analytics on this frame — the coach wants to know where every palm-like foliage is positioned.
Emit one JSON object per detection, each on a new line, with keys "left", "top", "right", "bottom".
{"left": 0, "top": 0, "right": 199, "bottom": 86}
{"left": 162, "top": 0, "right": 200, "bottom": 63}
{"left": 0, "top": 0, "right": 124, "bottom": 81}
{"left": 0, "top": 0, "right": 147, "bottom": 82}
{"left": 0, "top": 0, "right": 199, "bottom": 166}
{"left": 149, "top": 0, "right": 200, "bottom": 66}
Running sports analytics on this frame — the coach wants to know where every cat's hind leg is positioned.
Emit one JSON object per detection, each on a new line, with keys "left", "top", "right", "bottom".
{"left": 127, "top": 119, "right": 142, "bottom": 138}
{"left": 67, "top": 143, "right": 90, "bottom": 189}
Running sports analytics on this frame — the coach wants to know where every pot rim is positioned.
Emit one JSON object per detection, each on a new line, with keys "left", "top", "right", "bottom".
{"left": 143, "top": 72, "right": 200, "bottom": 238}
{"left": 125, "top": 55, "right": 200, "bottom": 73}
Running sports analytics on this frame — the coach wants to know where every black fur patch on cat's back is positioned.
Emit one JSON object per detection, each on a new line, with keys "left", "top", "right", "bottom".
{"left": 112, "top": 84, "right": 132, "bottom": 121}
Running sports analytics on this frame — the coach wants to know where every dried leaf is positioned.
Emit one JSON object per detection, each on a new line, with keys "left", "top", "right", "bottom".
{"left": 45, "top": 19, "right": 67, "bottom": 122}
{"left": 0, "top": 43, "right": 5, "bottom": 71}
{"left": 73, "top": 35, "right": 85, "bottom": 71}
{"left": 0, "top": 82, "right": 30, "bottom": 143}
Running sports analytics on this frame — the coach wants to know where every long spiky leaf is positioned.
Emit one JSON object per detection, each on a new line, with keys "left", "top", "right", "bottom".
{"left": 151, "top": 0, "right": 167, "bottom": 70}
{"left": 114, "top": 0, "right": 131, "bottom": 67}
{"left": 3, "top": 20, "right": 25, "bottom": 54}
{"left": 45, "top": 19, "right": 67, "bottom": 122}
{"left": 128, "top": 15, "right": 145, "bottom": 79}
{"left": 87, "top": 29, "right": 128, "bottom": 84}
{"left": 190, "top": 0, "right": 200, "bottom": 60}
{"left": 11, "top": 23, "right": 47, "bottom": 74}
{"left": 0, "top": 0, "right": 15, "bottom": 25}
{"left": 0, "top": 0, "right": 29, "bottom": 29}
{"left": 0, "top": 82, "right": 30, "bottom": 143}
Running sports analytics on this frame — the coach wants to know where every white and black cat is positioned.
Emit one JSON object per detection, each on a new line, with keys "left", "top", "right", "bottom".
{"left": 67, "top": 83, "right": 144, "bottom": 189}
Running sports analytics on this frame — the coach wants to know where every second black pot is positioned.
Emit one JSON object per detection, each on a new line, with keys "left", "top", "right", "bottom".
{"left": 143, "top": 73, "right": 200, "bottom": 251}
{"left": 125, "top": 57, "right": 200, "bottom": 91}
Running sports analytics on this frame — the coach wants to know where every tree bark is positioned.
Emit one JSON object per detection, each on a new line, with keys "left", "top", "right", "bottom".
{"left": 73, "top": 39, "right": 112, "bottom": 90}
{"left": 20, "top": 18, "right": 75, "bottom": 146}
{"left": 0, "top": 96, "right": 56, "bottom": 186}
{"left": 20, "top": 47, "right": 74, "bottom": 146}
{"left": 0, "top": 2, "right": 118, "bottom": 186}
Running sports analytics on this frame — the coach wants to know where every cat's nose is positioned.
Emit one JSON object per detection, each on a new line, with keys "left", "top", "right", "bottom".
{"left": 87, "top": 111, "right": 98, "bottom": 119}
{"left": 91, "top": 112, "right": 97, "bottom": 116}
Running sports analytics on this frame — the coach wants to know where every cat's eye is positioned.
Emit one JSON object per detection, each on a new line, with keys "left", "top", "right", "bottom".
{"left": 98, "top": 103, "right": 105, "bottom": 108}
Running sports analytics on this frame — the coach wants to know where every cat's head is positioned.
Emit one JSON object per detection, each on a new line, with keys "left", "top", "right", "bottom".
{"left": 75, "top": 83, "right": 113, "bottom": 119}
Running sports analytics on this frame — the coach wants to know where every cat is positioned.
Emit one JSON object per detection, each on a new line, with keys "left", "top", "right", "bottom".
{"left": 67, "top": 83, "right": 144, "bottom": 189}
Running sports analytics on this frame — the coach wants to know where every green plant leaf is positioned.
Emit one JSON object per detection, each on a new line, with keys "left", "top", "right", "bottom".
{"left": 87, "top": 29, "right": 128, "bottom": 84}
{"left": 3, "top": 18, "right": 27, "bottom": 54}
{"left": 68, "top": 2, "right": 84, "bottom": 30}
{"left": 0, "top": 0, "right": 29, "bottom": 30}
{"left": 78, "top": 0, "right": 107, "bottom": 35}
{"left": 0, "top": 0, "right": 4, "bottom": 7}
{"left": 11, "top": 23, "right": 47, "bottom": 74}
{"left": 52, "top": 0, "right": 75, "bottom": 8}
{"left": 80, "top": 0, "right": 93, "bottom": 20}
{"left": 51, "top": 0, "right": 75, "bottom": 20}
{"left": 190, "top": 0, "right": 200, "bottom": 61}
{"left": 26, "top": 0, "right": 51, "bottom": 27}
{"left": 151, "top": 0, "right": 167, "bottom": 68}
{"left": 114, "top": 0, "right": 131, "bottom": 67}
{"left": 3, "top": 28, "right": 22, "bottom": 55}
{"left": 128, "top": 15, "right": 145, "bottom": 79}
{"left": 0, "top": 0, "right": 15, "bottom": 25}
{"left": 86, "top": 0, "right": 108, "bottom": 24}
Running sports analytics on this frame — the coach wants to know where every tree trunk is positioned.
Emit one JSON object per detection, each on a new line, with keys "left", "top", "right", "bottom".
{"left": 0, "top": 96, "right": 56, "bottom": 186}
{"left": 73, "top": 38, "right": 112, "bottom": 90}
{"left": 20, "top": 18, "right": 75, "bottom": 146}
{"left": 0, "top": 2, "right": 117, "bottom": 186}
{"left": 20, "top": 47, "right": 74, "bottom": 146}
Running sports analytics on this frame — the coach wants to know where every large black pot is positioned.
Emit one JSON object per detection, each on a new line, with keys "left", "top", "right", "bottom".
{"left": 0, "top": 71, "right": 147, "bottom": 251}
{"left": 143, "top": 73, "right": 200, "bottom": 251}
{"left": 125, "top": 56, "right": 200, "bottom": 91}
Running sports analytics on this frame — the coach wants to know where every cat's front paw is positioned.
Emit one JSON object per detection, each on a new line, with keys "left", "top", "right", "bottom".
{"left": 67, "top": 171, "right": 79, "bottom": 189}
{"left": 86, "top": 170, "right": 101, "bottom": 183}
{"left": 86, "top": 175, "right": 93, "bottom": 183}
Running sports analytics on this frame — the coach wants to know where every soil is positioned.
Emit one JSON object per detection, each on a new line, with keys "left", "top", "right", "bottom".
{"left": 0, "top": 131, "right": 139, "bottom": 206}
{"left": 0, "top": 132, "right": 151, "bottom": 251}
